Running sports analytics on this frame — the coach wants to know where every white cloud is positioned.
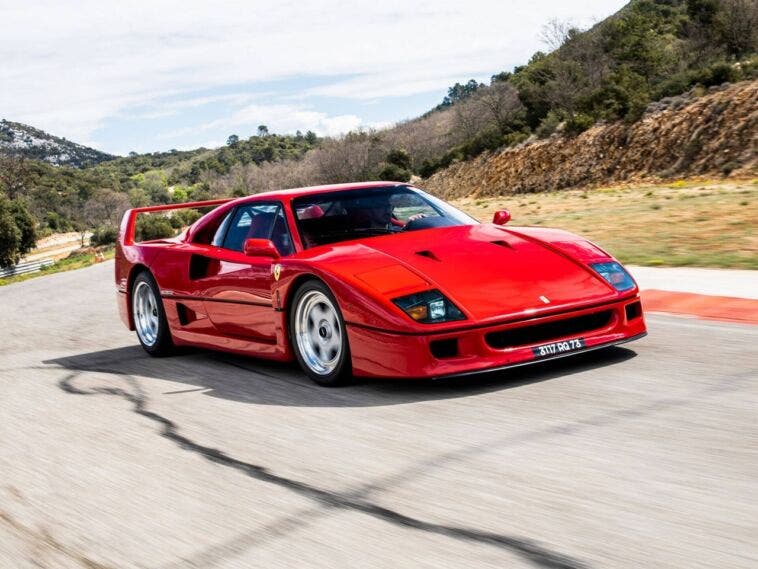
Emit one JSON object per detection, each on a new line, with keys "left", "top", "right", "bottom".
{"left": 1, "top": 0, "right": 628, "bottom": 151}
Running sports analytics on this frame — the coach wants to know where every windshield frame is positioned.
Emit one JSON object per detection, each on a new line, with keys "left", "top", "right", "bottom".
{"left": 290, "top": 185, "right": 479, "bottom": 250}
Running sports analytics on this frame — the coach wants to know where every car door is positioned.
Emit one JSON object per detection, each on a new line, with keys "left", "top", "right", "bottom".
{"left": 193, "top": 202, "right": 293, "bottom": 343}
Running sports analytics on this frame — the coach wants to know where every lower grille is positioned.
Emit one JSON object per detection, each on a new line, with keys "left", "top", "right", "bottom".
{"left": 485, "top": 310, "right": 613, "bottom": 350}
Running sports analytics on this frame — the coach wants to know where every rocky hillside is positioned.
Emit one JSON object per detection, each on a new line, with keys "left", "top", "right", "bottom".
{"left": 422, "top": 81, "right": 757, "bottom": 199}
{"left": 0, "top": 120, "right": 114, "bottom": 167}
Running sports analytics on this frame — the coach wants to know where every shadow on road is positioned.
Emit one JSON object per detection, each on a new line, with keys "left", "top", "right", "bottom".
{"left": 44, "top": 343, "right": 637, "bottom": 408}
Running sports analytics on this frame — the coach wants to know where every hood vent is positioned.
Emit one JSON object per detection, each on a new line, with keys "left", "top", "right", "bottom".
{"left": 415, "top": 250, "right": 441, "bottom": 261}
{"left": 490, "top": 240, "right": 513, "bottom": 249}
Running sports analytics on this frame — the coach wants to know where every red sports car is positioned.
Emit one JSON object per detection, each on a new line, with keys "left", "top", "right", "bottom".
{"left": 115, "top": 182, "right": 646, "bottom": 386}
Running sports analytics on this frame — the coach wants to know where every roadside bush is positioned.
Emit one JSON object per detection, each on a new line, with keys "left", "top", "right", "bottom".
{"left": 135, "top": 215, "right": 175, "bottom": 242}
{"left": 377, "top": 163, "right": 411, "bottom": 182}
{"left": 720, "top": 160, "right": 740, "bottom": 176}
{"left": 691, "top": 61, "right": 740, "bottom": 86}
{"left": 564, "top": 113, "right": 595, "bottom": 136}
{"left": 45, "top": 211, "right": 71, "bottom": 232}
{"left": 536, "top": 112, "right": 562, "bottom": 138}
{"left": 169, "top": 208, "right": 202, "bottom": 229}
{"left": 418, "top": 159, "right": 439, "bottom": 179}
{"left": 90, "top": 225, "right": 118, "bottom": 246}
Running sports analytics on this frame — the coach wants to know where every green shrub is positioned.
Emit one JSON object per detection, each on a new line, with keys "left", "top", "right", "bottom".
{"left": 536, "top": 112, "right": 562, "bottom": 138}
{"left": 419, "top": 159, "right": 439, "bottom": 179}
{"left": 721, "top": 161, "right": 740, "bottom": 176}
{"left": 564, "top": 113, "right": 595, "bottom": 136}
{"left": 135, "top": 215, "right": 175, "bottom": 242}
{"left": 169, "top": 209, "right": 202, "bottom": 229}
{"left": 45, "top": 211, "right": 70, "bottom": 232}
{"left": 385, "top": 148, "right": 412, "bottom": 170}
{"left": 377, "top": 163, "right": 411, "bottom": 182}
{"left": 90, "top": 226, "right": 118, "bottom": 246}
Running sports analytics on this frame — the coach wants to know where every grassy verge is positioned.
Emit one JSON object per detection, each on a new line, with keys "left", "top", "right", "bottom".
{"left": 0, "top": 247, "right": 115, "bottom": 287}
{"left": 454, "top": 179, "right": 757, "bottom": 269}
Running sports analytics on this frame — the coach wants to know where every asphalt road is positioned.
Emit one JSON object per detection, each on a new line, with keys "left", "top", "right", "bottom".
{"left": 1, "top": 261, "right": 756, "bottom": 569}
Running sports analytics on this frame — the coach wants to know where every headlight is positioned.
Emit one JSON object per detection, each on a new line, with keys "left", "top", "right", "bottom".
{"left": 590, "top": 262, "right": 635, "bottom": 291}
{"left": 392, "top": 290, "right": 466, "bottom": 323}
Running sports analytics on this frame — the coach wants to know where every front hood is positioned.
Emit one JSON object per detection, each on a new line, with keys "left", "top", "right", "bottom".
{"left": 356, "top": 224, "right": 621, "bottom": 321}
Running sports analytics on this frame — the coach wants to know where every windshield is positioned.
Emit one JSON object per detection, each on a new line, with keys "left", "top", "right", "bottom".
{"left": 292, "top": 185, "right": 478, "bottom": 249}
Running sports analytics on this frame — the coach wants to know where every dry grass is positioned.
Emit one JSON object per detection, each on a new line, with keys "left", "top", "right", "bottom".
{"left": 453, "top": 179, "right": 758, "bottom": 269}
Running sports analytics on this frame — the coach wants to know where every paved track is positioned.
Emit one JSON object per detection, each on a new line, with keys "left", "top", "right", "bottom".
{"left": 1, "top": 262, "right": 756, "bottom": 569}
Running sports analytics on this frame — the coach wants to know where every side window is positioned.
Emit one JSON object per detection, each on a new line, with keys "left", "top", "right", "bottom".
{"left": 222, "top": 204, "right": 279, "bottom": 252}
{"left": 211, "top": 211, "right": 234, "bottom": 247}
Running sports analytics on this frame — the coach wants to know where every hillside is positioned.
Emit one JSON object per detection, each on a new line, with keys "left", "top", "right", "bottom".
{"left": 422, "top": 80, "right": 758, "bottom": 199}
{"left": 1, "top": 0, "right": 756, "bottom": 268}
{"left": 0, "top": 120, "right": 114, "bottom": 167}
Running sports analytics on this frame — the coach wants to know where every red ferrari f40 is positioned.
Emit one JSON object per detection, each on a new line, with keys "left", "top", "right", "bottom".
{"left": 116, "top": 182, "right": 646, "bottom": 385}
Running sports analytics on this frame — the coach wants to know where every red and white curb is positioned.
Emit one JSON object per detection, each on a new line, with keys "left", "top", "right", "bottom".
{"left": 641, "top": 290, "right": 758, "bottom": 325}
{"left": 630, "top": 266, "right": 757, "bottom": 325}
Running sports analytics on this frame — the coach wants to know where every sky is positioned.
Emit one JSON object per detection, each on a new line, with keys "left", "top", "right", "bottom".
{"left": 1, "top": 1, "right": 627, "bottom": 156}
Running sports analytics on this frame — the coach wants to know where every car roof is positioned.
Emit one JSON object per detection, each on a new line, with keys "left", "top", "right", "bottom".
{"left": 236, "top": 181, "right": 408, "bottom": 204}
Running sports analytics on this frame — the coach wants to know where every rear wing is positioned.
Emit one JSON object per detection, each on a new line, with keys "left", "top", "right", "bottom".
{"left": 119, "top": 198, "right": 235, "bottom": 246}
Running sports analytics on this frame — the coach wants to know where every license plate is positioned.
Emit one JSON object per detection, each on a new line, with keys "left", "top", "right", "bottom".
{"left": 532, "top": 338, "right": 586, "bottom": 359}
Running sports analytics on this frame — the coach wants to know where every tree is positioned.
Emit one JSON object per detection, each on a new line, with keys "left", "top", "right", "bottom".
{"left": 128, "top": 187, "right": 150, "bottom": 207}
{"left": 83, "top": 189, "right": 130, "bottom": 243}
{"left": 377, "top": 148, "right": 412, "bottom": 182}
{"left": 385, "top": 148, "right": 412, "bottom": 171}
{"left": 9, "top": 200, "right": 36, "bottom": 255}
{"left": 477, "top": 81, "right": 524, "bottom": 134}
{"left": 0, "top": 155, "right": 31, "bottom": 200}
{"left": 539, "top": 18, "right": 574, "bottom": 52}
{"left": 305, "top": 130, "right": 318, "bottom": 145}
{"left": 0, "top": 197, "right": 35, "bottom": 268}
{"left": 441, "top": 79, "right": 484, "bottom": 106}
{"left": 0, "top": 204, "right": 20, "bottom": 268}
{"left": 227, "top": 134, "right": 240, "bottom": 146}
{"left": 377, "top": 163, "right": 411, "bottom": 182}
{"left": 719, "top": 0, "right": 758, "bottom": 58}
{"left": 257, "top": 125, "right": 269, "bottom": 137}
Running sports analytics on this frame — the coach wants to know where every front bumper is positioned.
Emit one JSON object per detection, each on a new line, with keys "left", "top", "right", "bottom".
{"left": 346, "top": 296, "right": 646, "bottom": 379}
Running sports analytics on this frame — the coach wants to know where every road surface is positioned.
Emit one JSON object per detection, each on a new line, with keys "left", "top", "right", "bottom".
{"left": 0, "top": 262, "right": 756, "bottom": 568}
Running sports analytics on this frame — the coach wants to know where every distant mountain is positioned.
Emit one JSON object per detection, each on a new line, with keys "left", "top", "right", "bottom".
{"left": 0, "top": 120, "right": 114, "bottom": 168}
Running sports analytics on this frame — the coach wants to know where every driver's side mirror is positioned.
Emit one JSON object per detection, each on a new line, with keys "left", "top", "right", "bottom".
{"left": 243, "top": 238, "right": 279, "bottom": 258}
{"left": 492, "top": 210, "right": 511, "bottom": 226}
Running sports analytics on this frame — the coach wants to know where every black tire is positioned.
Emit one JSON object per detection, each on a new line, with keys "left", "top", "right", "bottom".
{"left": 289, "top": 280, "right": 352, "bottom": 386}
{"left": 131, "top": 271, "right": 174, "bottom": 356}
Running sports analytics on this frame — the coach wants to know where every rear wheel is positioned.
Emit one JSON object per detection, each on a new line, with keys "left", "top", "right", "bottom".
{"left": 290, "top": 280, "right": 351, "bottom": 386}
{"left": 132, "top": 271, "right": 173, "bottom": 356}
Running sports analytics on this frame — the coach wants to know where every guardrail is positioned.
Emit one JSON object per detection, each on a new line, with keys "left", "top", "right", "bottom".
{"left": 0, "top": 259, "right": 54, "bottom": 278}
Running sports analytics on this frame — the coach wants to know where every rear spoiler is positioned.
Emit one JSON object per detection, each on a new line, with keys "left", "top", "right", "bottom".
{"left": 119, "top": 198, "right": 235, "bottom": 246}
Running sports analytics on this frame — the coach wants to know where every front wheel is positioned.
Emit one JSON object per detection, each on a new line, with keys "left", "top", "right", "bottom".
{"left": 290, "top": 280, "right": 352, "bottom": 386}
{"left": 131, "top": 271, "right": 173, "bottom": 356}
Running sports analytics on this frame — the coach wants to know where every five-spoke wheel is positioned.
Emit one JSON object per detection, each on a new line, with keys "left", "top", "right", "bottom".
{"left": 131, "top": 271, "right": 173, "bottom": 356}
{"left": 291, "top": 280, "right": 351, "bottom": 385}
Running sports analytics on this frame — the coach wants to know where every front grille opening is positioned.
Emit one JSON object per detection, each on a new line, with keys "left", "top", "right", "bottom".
{"left": 625, "top": 301, "right": 642, "bottom": 321}
{"left": 486, "top": 310, "right": 613, "bottom": 350}
{"left": 430, "top": 338, "right": 458, "bottom": 359}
